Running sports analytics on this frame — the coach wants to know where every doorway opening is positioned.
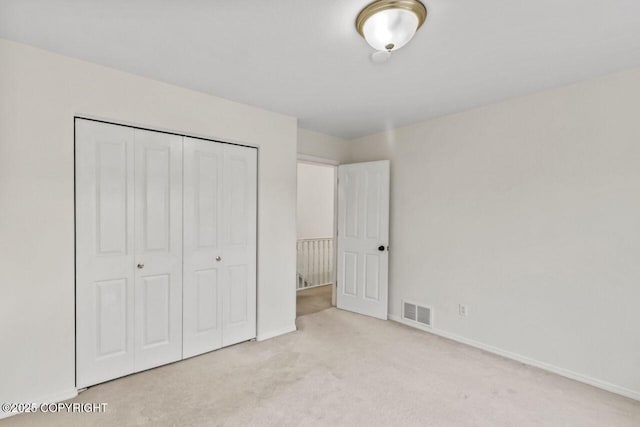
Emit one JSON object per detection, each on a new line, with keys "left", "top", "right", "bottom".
{"left": 296, "top": 157, "right": 337, "bottom": 317}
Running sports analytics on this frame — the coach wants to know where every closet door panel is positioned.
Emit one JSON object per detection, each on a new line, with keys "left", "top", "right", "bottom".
{"left": 75, "top": 119, "right": 135, "bottom": 388}
{"left": 227, "top": 265, "right": 248, "bottom": 324}
{"left": 133, "top": 129, "right": 183, "bottom": 371}
{"left": 194, "top": 269, "right": 220, "bottom": 331}
{"left": 182, "top": 137, "right": 224, "bottom": 357}
{"left": 139, "top": 274, "right": 171, "bottom": 346}
{"left": 221, "top": 144, "right": 257, "bottom": 347}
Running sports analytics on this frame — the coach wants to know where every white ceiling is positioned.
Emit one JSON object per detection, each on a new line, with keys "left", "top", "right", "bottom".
{"left": 2, "top": 0, "right": 640, "bottom": 138}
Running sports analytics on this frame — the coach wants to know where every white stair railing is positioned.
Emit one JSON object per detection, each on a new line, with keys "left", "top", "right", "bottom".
{"left": 296, "top": 238, "right": 334, "bottom": 290}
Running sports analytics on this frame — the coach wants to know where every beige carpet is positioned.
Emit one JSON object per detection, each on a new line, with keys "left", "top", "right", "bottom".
{"left": 3, "top": 308, "right": 640, "bottom": 426}
{"left": 296, "top": 284, "right": 333, "bottom": 317}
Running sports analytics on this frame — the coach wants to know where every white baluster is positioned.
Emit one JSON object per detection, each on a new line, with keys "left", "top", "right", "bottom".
{"left": 313, "top": 240, "right": 318, "bottom": 285}
{"left": 324, "top": 239, "right": 329, "bottom": 284}
{"left": 322, "top": 239, "right": 326, "bottom": 284}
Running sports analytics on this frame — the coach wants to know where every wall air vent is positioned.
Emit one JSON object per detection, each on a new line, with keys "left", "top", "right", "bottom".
{"left": 403, "top": 302, "right": 417, "bottom": 321}
{"left": 402, "top": 300, "right": 432, "bottom": 327}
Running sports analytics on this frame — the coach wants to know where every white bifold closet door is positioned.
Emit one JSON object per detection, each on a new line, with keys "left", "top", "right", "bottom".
{"left": 182, "top": 137, "right": 257, "bottom": 357}
{"left": 76, "top": 119, "right": 183, "bottom": 388}
{"left": 76, "top": 119, "right": 257, "bottom": 388}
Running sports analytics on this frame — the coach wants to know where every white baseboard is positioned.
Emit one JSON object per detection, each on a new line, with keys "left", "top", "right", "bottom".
{"left": 0, "top": 387, "right": 78, "bottom": 420}
{"left": 257, "top": 323, "right": 297, "bottom": 342}
{"left": 296, "top": 283, "right": 333, "bottom": 291}
{"left": 388, "top": 314, "right": 640, "bottom": 402}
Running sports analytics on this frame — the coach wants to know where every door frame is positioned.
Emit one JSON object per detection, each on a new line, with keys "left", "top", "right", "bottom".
{"left": 73, "top": 115, "right": 260, "bottom": 388}
{"left": 296, "top": 154, "right": 339, "bottom": 307}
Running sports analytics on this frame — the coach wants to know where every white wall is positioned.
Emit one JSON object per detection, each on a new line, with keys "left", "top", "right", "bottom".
{"left": 297, "top": 128, "right": 351, "bottom": 163}
{"left": 297, "top": 163, "right": 335, "bottom": 240}
{"left": 349, "top": 69, "right": 640, "bottom": 399}
{"left": 0, "top": 39, "right": 297, "bottom": 407}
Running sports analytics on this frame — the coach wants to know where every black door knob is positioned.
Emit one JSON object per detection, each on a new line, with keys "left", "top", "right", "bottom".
{"left": 378, "top": 245, "right": 385, "bottom": 251}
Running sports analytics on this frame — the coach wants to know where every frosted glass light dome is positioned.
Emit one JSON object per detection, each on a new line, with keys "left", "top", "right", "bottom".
{"left": 356, "top": 0, "right": 427, "bottom": 53}
{"left": 362, "top": 8, "right": 419, "bottom": 51}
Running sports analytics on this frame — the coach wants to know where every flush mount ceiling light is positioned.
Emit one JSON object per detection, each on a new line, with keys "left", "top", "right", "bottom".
{"left": 356, "top": 0, "right": 427, "bottom": 61}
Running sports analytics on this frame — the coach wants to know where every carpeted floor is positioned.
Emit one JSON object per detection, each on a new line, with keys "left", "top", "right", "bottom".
{"left": 296, "top": 284, "right": 333, "bottom": 317}
{"left": 3, "top": 308, "right": 640, "bottom": 426}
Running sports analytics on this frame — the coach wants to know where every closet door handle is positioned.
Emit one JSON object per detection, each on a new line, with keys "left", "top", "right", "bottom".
{"left": 216, "top": 256, "right": 222, "bottom": 262}
{"left": 137, "top": 263, "right": 144, "bottom": 269}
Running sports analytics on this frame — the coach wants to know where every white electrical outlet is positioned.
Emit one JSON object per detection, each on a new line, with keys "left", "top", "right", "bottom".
{"left": 458, "top": 304, "right": 468, "bottom": 317}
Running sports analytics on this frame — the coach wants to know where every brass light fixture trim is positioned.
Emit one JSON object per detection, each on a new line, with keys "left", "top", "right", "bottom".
{"left": 356, "top": 0, "right": 428, "bottom": 38}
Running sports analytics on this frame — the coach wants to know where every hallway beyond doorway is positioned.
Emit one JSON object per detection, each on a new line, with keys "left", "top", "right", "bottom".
{"left": 296, "top": 284, "right": 332, "bottom": 317}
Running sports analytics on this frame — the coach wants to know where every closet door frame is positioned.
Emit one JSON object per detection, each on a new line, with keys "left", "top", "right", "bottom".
{"left": 74, "top": 116, "right": 259, "bottom": 388}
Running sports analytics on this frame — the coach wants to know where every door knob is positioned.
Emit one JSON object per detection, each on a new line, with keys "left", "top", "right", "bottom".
{"left": 216, "top": 256, "right": 222, "bottom": 262}
{"left": 137, "top": 263, "right": 144, "bottom": 269}
{"left": 378, "top": 245, "right": 386, "bottom": 252}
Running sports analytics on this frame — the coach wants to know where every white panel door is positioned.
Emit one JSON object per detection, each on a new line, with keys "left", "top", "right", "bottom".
{"left": 221, "top": 144, "right": 257, "bottom": 347}
{"left": 182, "top": 137, "right": 224, "bottom": 357}
{"left": 337, "top": 161, "right": 390, "bottom": 320}
{"left": 133, "top": 129, "right": 183, "bottom": 372}
{"left": 183, "top": 139, "right": 257, "bottom": 353}
{"left": 76, "top": 119, "right": 135, "bottom": 388}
